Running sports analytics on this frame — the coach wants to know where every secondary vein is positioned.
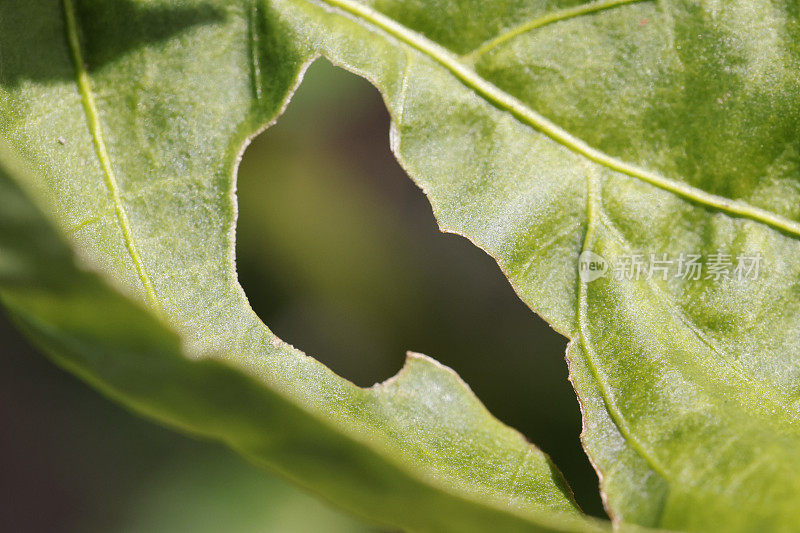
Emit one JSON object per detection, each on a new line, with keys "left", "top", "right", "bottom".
{"left": 462, "top": 0, "right": 652, "bottom": 64}
{"left": 596, "top": 210, "right": 800, "bottom": 423}
{"left": 62, "top": 0, "right": 160, "bottom": 310}
{"left": 576, "top": 169, "right": 672, "bottom": 482}
{"left": 314, "top": 0, "right": 800, "bottom": 239}
{"left": 249, "top": 0, "right": 263, "bottom": 100}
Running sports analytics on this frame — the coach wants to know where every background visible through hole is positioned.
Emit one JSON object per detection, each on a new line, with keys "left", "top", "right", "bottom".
{"left": 236, "top": 60, "right": 605, "bottom": 517}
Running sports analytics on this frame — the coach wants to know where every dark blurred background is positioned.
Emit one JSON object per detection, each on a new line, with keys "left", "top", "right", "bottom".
{"left": 1, "top": 60, "right": 603, "bottom": 532}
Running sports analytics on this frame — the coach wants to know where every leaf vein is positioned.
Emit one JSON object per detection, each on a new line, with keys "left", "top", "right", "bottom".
{"left": 576, "top": 167, "right": 672, "bottom": 487}
{"left": 249, "top": 0, "right": 264, "bottom": 100}
{"left": 312, "top": 0, "right": 800, "bottom": 239}
{"left": 597, "top": 210, "right": 800, "bottom": 422}
{"left": 62, "top": 0, "right": 160, "bottom": 310}
{"left": 462, "top": 0, "right": 653, "bottom": 64}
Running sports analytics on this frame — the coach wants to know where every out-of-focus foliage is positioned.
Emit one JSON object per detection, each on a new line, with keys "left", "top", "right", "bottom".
{"left": 1, "top": 313, "right": 378, "bottom": 533}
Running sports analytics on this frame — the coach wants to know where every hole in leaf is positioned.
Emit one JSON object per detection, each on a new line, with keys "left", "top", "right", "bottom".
{"left": 236, "top": 60, "right": 605, "bottom": 517}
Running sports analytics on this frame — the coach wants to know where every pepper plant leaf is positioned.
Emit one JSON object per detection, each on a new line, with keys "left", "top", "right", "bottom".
{"left": 1, "top": 0, "right": 799, "bottom": 531}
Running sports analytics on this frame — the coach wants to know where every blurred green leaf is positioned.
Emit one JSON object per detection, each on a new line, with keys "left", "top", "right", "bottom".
{"left": 112, "top": 449, "right": 381, "bottom": 533}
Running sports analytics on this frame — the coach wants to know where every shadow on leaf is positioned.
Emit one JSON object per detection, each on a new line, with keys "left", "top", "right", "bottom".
{"left": 0, "top": 0, "right": 225, "bottom": 85}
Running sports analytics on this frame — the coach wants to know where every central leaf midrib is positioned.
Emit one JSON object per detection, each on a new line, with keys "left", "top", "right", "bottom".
{"left": 311, "top": 0, "right": 800, "bottom": 239}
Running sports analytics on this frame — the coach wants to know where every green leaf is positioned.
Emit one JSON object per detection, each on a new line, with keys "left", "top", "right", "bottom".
{"left": 0, "top": 1, "right": 599, "bottom": 531}
{"left": 0, "top": 142, "right": 594, "bottom": 533}
{"left": 2, "top": 0, "right": 799, "bottom": 531}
